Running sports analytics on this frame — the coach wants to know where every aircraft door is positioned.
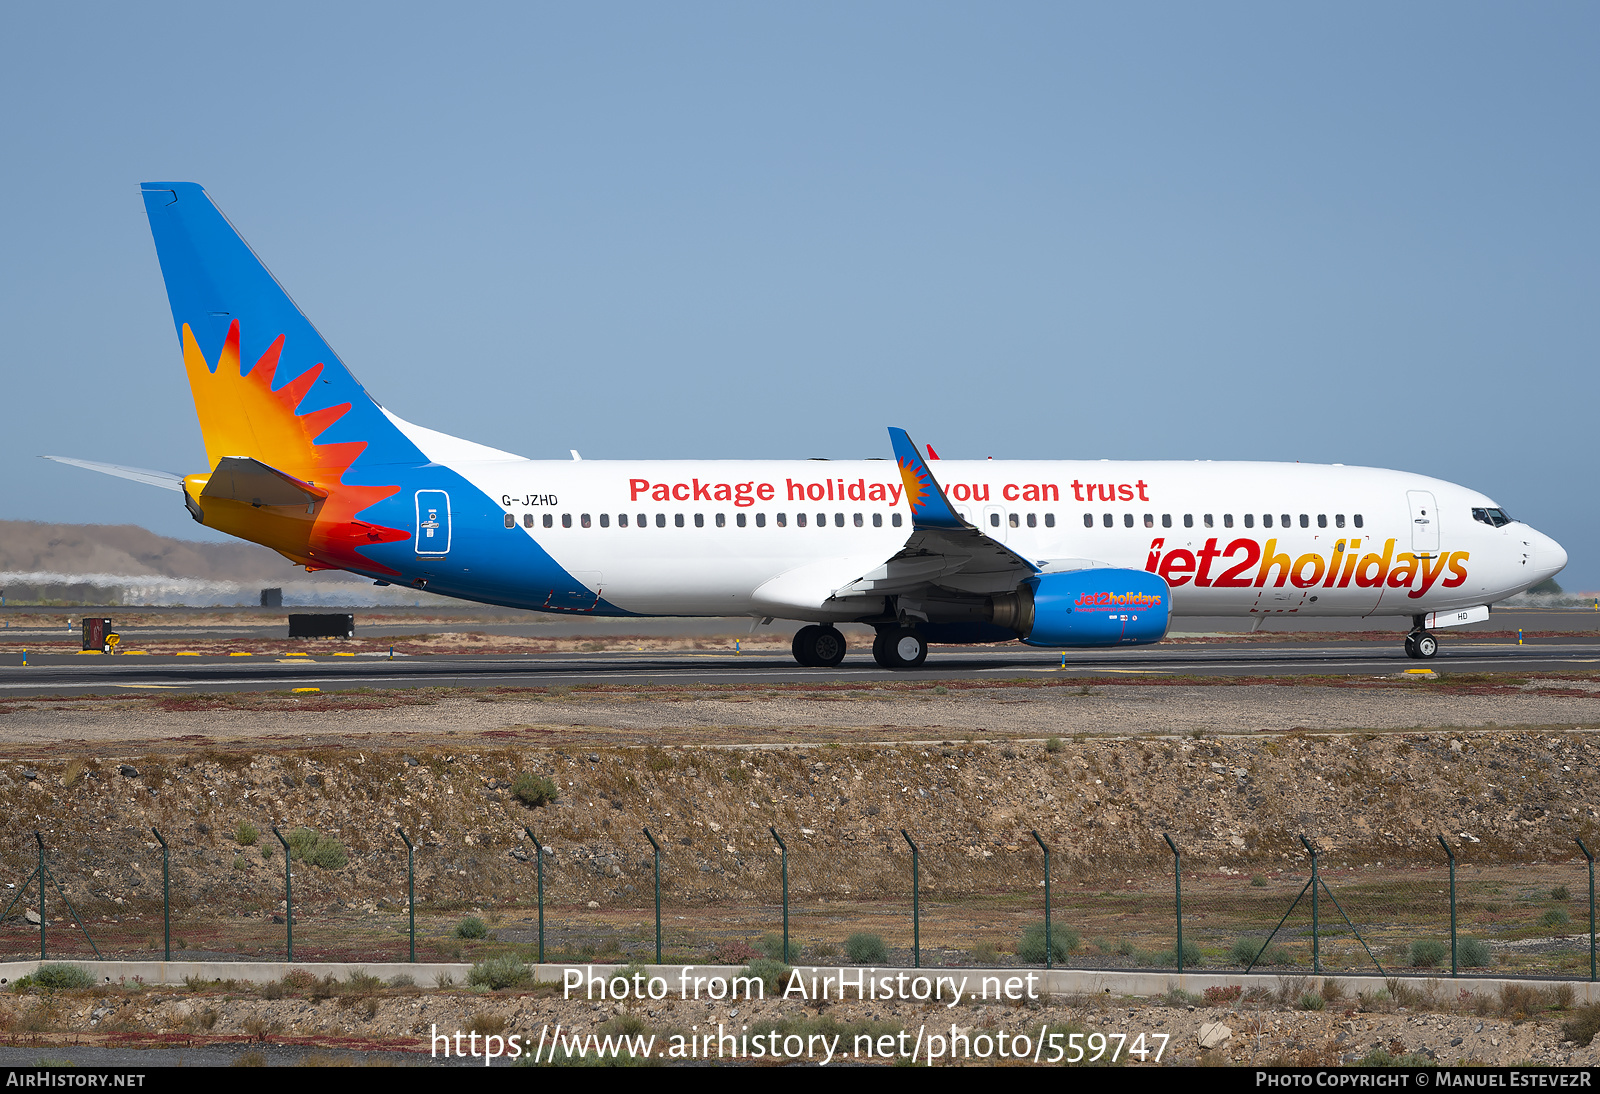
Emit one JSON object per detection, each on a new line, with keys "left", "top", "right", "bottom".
{"left": 983, "top": 505, "right": 1008, "bottom": 542}
{"left": 1407, "top": 491, "right": 1439, "bottom": 556}
{"left": 415, "top": 490, "right": 452, "bottom": 556}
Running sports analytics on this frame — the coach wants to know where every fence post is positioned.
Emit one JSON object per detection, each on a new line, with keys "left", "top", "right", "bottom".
{"left": 1580, "top": 838, "right": 1593, "bottom": 985}
{"left": 643, "top": 828, "right": 662, "bottom": 964}
{"left": 397, "top": 827, "right": 415, "bottom": 963}
{"left": 1438, "top": 834, "right": 1457, "bottom": 978}
{"left": 1031, "top": 831, "right": 1051, "bottom": 970}
{"left": 770, "top": 827, "right": 789, "bottom": 962}
{"left": 152, "top": 827, "right": 170, "bottom": 961}
{"left": 902, "top": 829, "right": 920, "bottom": 969}
{"left": 35, "top": 832, "right": 45, "bottom": 960}
{"left": 272, "top": 826, "right": 292, "bottom": 962}
{"left": 524, "top": 827, "right": 545, "bottom": 964}
{"left": 1164, "top": 832, "right": 1183, "bottom": 974}
{"left": 1298, "top": 834, "right": 1319, "bottom": 974}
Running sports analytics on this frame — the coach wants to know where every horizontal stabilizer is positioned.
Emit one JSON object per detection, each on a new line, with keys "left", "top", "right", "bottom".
{"left": 41, "top": 456, "right": 183, "bottom": 492}
{"left": 199, "top": 457, "right": 327, "bottom": 508}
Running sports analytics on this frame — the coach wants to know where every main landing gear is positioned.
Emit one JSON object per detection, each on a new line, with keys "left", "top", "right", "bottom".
{"left": 1404, "top": 630, "right": 1439, "bottom": 660}
{"left": 872, "top": 626, "right": 928, "bottom": 669}
{"left": 792, "top": 624, "right": 847, "bottom": 667}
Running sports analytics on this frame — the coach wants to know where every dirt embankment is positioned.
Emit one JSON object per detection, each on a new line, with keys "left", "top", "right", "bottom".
{"left": 0, "top": 725, "right": 1595, "bottom": 923}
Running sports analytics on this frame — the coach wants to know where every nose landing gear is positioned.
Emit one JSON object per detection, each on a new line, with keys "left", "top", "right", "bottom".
{"left": 1404, "top": 630, "right": 1438, "bottom": 659}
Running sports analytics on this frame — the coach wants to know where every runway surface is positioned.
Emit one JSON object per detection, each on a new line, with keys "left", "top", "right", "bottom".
{"left": 3, "top": 637, "right": 1598, "bottom": 697}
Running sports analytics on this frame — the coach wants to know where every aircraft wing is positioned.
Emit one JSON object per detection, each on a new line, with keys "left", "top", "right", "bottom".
{"left": 829, "top": 429, "right": 1040, "bottom": 600}
{"left": 41, "top": 456, "right": 184, "bottom": 492}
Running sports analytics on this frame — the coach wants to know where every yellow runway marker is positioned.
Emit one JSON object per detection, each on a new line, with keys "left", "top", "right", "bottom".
{"left": 277, "top": 658, "right": 316, "bottom": 664}
{"left": 177, "top": 651, "right": 200, "bottom": 656}
{"left": 116, "top": 684, "right": 184, "bottom": 689}
{"left": 292, "top": 687, "right": 321, "bottom": 693}
{"left": 228, "top": 652, "right": 252, "bottom": 657}
{"left": 1092, "top": 669, "right": 1172, "bottom": 674}
{"left": 333, "top": 652, "right": 355, "bottom": 657}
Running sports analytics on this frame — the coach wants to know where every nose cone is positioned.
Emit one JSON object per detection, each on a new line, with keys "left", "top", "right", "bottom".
{"left": 1534, "top": 528, "right": 1568, "bottom": 582}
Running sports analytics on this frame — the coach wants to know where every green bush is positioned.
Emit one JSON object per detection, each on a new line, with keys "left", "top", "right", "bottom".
{"left": 512, "top": 773, "right": 560, "bottom": 808}
{"left": 1541, "top": 908, "right": 1572, "bottom": 929}
{"left": 234, "top": 821, "right": 259, "bottom": 846}
{"left": 1156, "top": 940, "right": 1202, "bottom": 968}
{"left": 1044, "top": 737, "right": 1064, "bottom": 753}
{"left": 757, "top": 933, "right": 789, "bottom": 961}
{"left": 30, "top": 963, "right": 94, "bottom": 991}
{"left": 1408, "top": 939, "right": 1448, "bottom": 968}
{"left": 1018, "top": 922, "right": 1079, "bottom": 963}
{"left": 1230, "top": 936, "right": 1291, "bottom": 966}
{"left": 1459, "top": 938, "right": 1492, "bottom": 968}
{"left": 284, "top": 828, "right": 347, "bottom": 869}
{"left": 1249, "top": 875, "right": 1267, "bottom": 888}
{"left": 468, "top": 954, "right": 530, "bottom": 990}
{"left": 1561, "top": 1004, "right": 1600, "bottom": 1048}
{"left": 739, "top": 958, "right": 791, "bottom": 994}
{"left": 1552, "top": 885, "right": 1571, "bottom": 901}
{"left": 844, "top": 932, "right": 889, "bottom": 964}
{"left": 456, "top": 917, "right": 489, "bottom": 940}
{"left": 1298, "top": 991, "right": 1327, "bottom": 1011}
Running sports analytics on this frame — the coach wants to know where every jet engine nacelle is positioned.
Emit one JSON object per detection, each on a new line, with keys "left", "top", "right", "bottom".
{"left": 990, "top": 569, "right": 1171, "bottom": 648}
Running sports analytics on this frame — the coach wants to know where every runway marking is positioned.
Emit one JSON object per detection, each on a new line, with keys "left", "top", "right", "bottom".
{"left": 113, "top": 684, "right": 184, "bottom": 689}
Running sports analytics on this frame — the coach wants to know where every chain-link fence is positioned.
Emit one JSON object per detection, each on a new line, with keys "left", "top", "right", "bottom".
{"left": 2, "top": 824, "right": 1596, "bottom": 982}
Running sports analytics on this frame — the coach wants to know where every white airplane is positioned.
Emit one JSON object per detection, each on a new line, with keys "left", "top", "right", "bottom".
{"left": 47, "top": 183, "right": 1568, "bottom": 667}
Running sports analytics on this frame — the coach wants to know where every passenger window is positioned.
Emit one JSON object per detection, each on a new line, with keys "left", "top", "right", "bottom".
{"left": 676, "top": 514, "right": 686, "bottom": 528}
{"left": 655, "top": 514, "right": 665, "bottom": 528}
{"left": 1103, "top": 514, "right": 1113, "bottom": 528}
{"left": 1243, "top": 514, "right": 1254, "bottom": 528}
{"left": 872, "top": 513, "right": 882, "bottom": 527}
{"left": 853, "top": 513, "right": 863, "bottom": 527}
{"left": 1223, "top": 514, "right": 1233, "bottom": 529}
{"left": 1299, "top": 514, "right": 1308, "bottom": 528}
{"left": 523, "top": 513, "right": 535, "bottom": 528}
{"left": 797, "top": 513, "right": 807, "bottom": 527}
{"left": 1203, "top": 514, "right": 1213, "bottom": 528}
{"left": 1281, "top": 514, "right": 1291, "bottom": 528}
{"left": 1026, "top": 513, "right": 1037, "bottom": 528}
{"left": 637, "top": 514, "right": 647, "bottom": 528}
{"left": 835, "top": 513, "right": 845, "bottom": 527}
{"left": 753, "top": 513, "right": 764, "bottom": 527}
{"left": 581, "top": 514, "right": 591, "bottom": 528}
{"left": 1123, "top": 513, "right": 1134, "bottom": 527}
{"left": 1184, "top": 514, "right": 1193, "bottom": 528}
{"left": 1084, "top": 514, "right": 1094, "bottom": 528}
{"left": 1261, "top": 514, "right": 1271, "bottom": 528}
{"left": 776, "top": 513, "right": 786, "bottom": 527}
{"left": 562, "top": 514, "right": 572, "bottom": 528}
{"left": 1317, "top": 515, "right": 1327, "bottom": 528}
{"left": 1044, "top": 513, "right": 1055, "bottom": 528}
{"left": 716, "top": 513, "right": 726, "bottom": 528}
{"left": 735, "top": 513, "right": 745, "bottom": 528}
{"left": 599, "top": 513, "right": 609, "bottom": 528}
{"left": 503, "top": 513, "right": 515, "bottom": 529}
{"left": 543, "top": 514, "right": 554, "bottom": 529}
{"left": 1009, "top": 512, "right": 1019, "bottom": 528}
{"left": 1353, "top": 514, "right": 1363, "bottom": 528}
{"left": 1162, "top": 514, "right": 1172, "bottom": 528}
{"left": 891, "top": 513, "right": 903, "bottom": 527}
{"left": 990, "top": 513, "right": 1001, "bottom": 528}
{"left": 619, "top": 514, "right": 629, "bottom": 527}
{"left": 1143, "top": 514, "right": 1153, "bottom": 528}
{"left": 1335, "top": 514, "right": 1345, "bottom": 528}
{"left": 819, "top": 513, "right": 829, "bottom": 527}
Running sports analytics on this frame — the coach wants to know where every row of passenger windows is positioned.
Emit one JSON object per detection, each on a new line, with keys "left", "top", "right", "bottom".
{"left": 1079, "top": 512, "right": 1363, "bottom": 530}
{"left": 505, "top": 512, "right": 906, "bottom": 530}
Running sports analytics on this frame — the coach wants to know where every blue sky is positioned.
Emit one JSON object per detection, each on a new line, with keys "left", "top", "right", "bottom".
{"left": 4, "top": 3, "right": 1596, "bottom": 586}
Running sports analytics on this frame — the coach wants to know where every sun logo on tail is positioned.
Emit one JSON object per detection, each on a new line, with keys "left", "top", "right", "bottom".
{"left": 182, "top": 320, "right": 406, "bottom": 572}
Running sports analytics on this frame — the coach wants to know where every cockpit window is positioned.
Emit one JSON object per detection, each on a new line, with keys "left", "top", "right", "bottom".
{"left": 1472, "top": 507, "right": 1513, "bottom": 528}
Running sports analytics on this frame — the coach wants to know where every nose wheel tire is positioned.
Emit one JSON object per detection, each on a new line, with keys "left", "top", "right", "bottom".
{"left": 792, "top": 625, "right": 847, "bottom": 667}
{"left": 872, "top": 627, "right": 928, "bottom": 669}
{"left": 1404, "top": 631, "right": 1439, "bottom": 659}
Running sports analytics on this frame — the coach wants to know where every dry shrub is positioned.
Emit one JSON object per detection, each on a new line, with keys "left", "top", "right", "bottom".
{"left": 469, "top": 1012, "right": 507, "bottom": 1036}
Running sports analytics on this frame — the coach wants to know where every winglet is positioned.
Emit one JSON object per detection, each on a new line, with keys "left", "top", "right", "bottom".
{"left": 888, "top": 428, "right": 966, "bottom": 530}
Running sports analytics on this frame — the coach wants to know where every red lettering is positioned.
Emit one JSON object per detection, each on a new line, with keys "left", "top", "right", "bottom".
{"left": 1441, "top": 552, "right": 1470, "bottom": 588}
{"left": 671, "top": 483, "right": 690, "bottom": 501}
{"left": 713, "top": 483, "right": 733, "bottom": 502}
{"left": 1291, "top": 553, "right": 1326, "bottom": 588}
{"left": 1193, "top": 539, "right": 1222, "bottom": 587}
{"left": 973, "top": 484, "right": 990, "bottom": 502}
{"left": 1118, "top": 484, "right": 1134, "bottom": 501}
{"left": 807, "top": 483, "right": 825, "bottom": 502}
{"left": 692, "top": 479, "right": 712, "bottom": 501}
{"left": 757, "top": 483, "right": 775, "bottom": 502}
{"left": 868, "top": 483, "right": 887, "bottom": 502}
{"left": 1145, "top": 538, "right": 1166, "bottom": 572}
{"left": 1214, "top": 538, "right": 1261, "bottom": 587}
{"left": 1354, "top": 539, "right": 1395, "bottom": 588}
{"left": 1135, "top": 480, "right": 1149, "bottom": 502}
{"left": 629, "top": 479, "right": 650, "bottom": 501}
{"left": 952, "top": 483, "right": 971, "bottom": 501}
{"left": 651, "top": 483, "right": 670, "bottom": 502}
{"left": 785, "top": 479, "right": 806, "bottom": 502}
{"left": 1159, "top": 550, "right": 1196, "bottom": 587}
{"left": 1409, "top": 554, "right": 1451, "bottom": 599}
{"left": 1002, "top": 484, "right": 1020, "bottom": 501}
{"left": 1071, "top": 480, "right": 1085, "bottom": 502}
{"left": 1097, "top": 484, "right": 1115, "bottom": 502}
{"left": 847, "top": 479, "right": 866, "bottom": 502}
{"left": 1042, "top": 484, "right": 1059, "bottom": 502}
{"left": 1388, "top": 553, "right": 1418, "bottom": 587}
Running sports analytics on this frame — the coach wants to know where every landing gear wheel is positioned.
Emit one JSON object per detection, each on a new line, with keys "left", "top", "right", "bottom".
{"left": 1404, "top": 631, "right": 1439, "bottom": 660}
{"left": 792, "top": 625, "right": 846, "bottom": 667}
{"left": 873, "top": 627, "right": 928, "bottom": 669}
